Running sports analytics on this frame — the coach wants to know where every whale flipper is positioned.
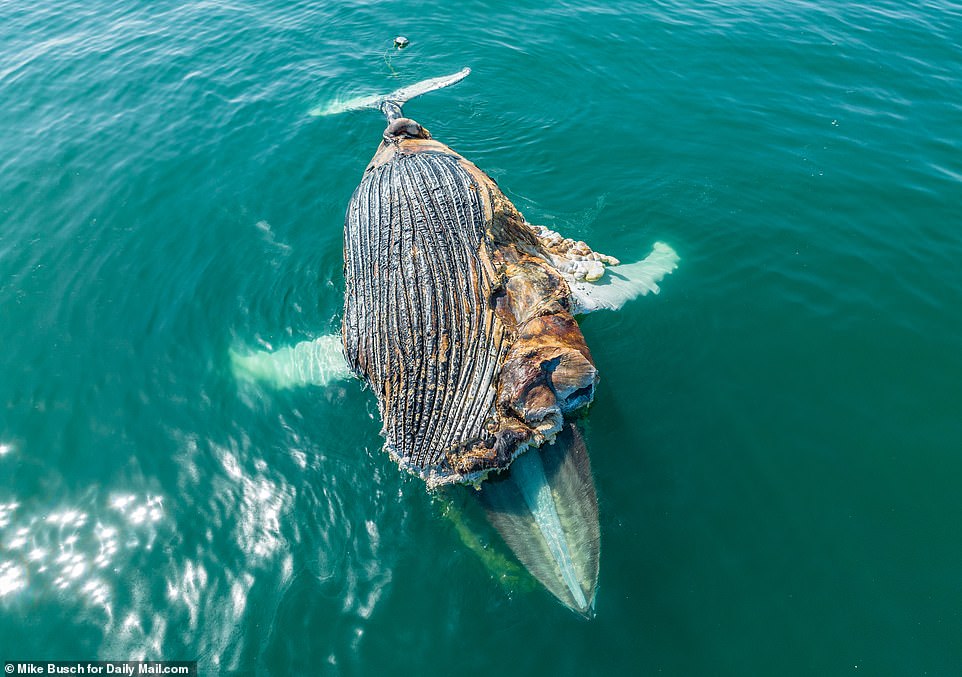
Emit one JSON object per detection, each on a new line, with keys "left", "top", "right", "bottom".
{"left": 525, "top": 225, "right": 678, "bottom": 314}
{"left": 477, "top": 423, "right": 600, "bottom": 617}
{"left": 566, "top": 242, "right": 680, "bottom": 314}
{"left": 230, "top": 334, "right": 351, "bottom": 389}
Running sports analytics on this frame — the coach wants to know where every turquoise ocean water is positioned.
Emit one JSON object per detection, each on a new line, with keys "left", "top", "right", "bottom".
{"left": 2, "top": 1, "right": 961, "bottom": 673}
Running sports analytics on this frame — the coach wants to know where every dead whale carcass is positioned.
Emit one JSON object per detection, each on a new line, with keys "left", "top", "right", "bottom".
{"left": 341, "top": 68, "right": 672, "bottom": 616}
{"left": 343, "top": 97, "right": 604, "bottom": 487}
{"left": 232, "top": 69, "right": 679, "bottom": 616}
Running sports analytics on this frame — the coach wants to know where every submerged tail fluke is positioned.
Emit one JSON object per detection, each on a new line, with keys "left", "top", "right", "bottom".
{"left": 310, "top": 67, "right": 471, "bottom": 120}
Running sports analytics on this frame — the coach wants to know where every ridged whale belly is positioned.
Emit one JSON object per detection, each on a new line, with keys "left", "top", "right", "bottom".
{"left": 343, "top": 152, "right": 508, "bottom": 481}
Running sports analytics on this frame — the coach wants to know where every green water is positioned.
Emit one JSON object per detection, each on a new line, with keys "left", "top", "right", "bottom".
{"left": 2, "top": 1, "right": 961, "bottom": 674}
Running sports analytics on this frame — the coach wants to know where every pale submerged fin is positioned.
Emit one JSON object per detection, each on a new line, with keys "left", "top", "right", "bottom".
{"left": 511, "top": 448, "right": 588, "bottom": 611}
{"left": 477, "top": 424, "right": 600, "bottom": 617}
{"left": 230, "top": 335, "right": 351, "bottom": 389}
{"left": 568, "top": 241, "right": 680, "bottom": 314}
{"left": 310, "top": 68, "right": 471, "bottom": 118}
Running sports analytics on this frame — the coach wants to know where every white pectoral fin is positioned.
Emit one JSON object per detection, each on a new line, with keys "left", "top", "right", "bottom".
{"left": 230, "top": 334, "right": 352, "bottom": 389}
{"left": 569, "top": 242, "right": 680, "bottom": 314}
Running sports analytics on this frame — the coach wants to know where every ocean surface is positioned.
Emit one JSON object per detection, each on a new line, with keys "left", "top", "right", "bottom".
{"left": 2, "top": 1, "right": 961, "bottom": 674}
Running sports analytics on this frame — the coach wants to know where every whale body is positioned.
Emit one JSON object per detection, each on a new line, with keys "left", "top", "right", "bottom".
{"left": 343, "top": 115, "right": 602, "bottom": 489}
{"left": 234, "top": 69, "right": 679, "bottom": 616}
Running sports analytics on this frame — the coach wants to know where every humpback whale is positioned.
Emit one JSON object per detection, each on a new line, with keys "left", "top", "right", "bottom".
{"left": 233, "top": 68, "right": 678, "bottom": 616}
